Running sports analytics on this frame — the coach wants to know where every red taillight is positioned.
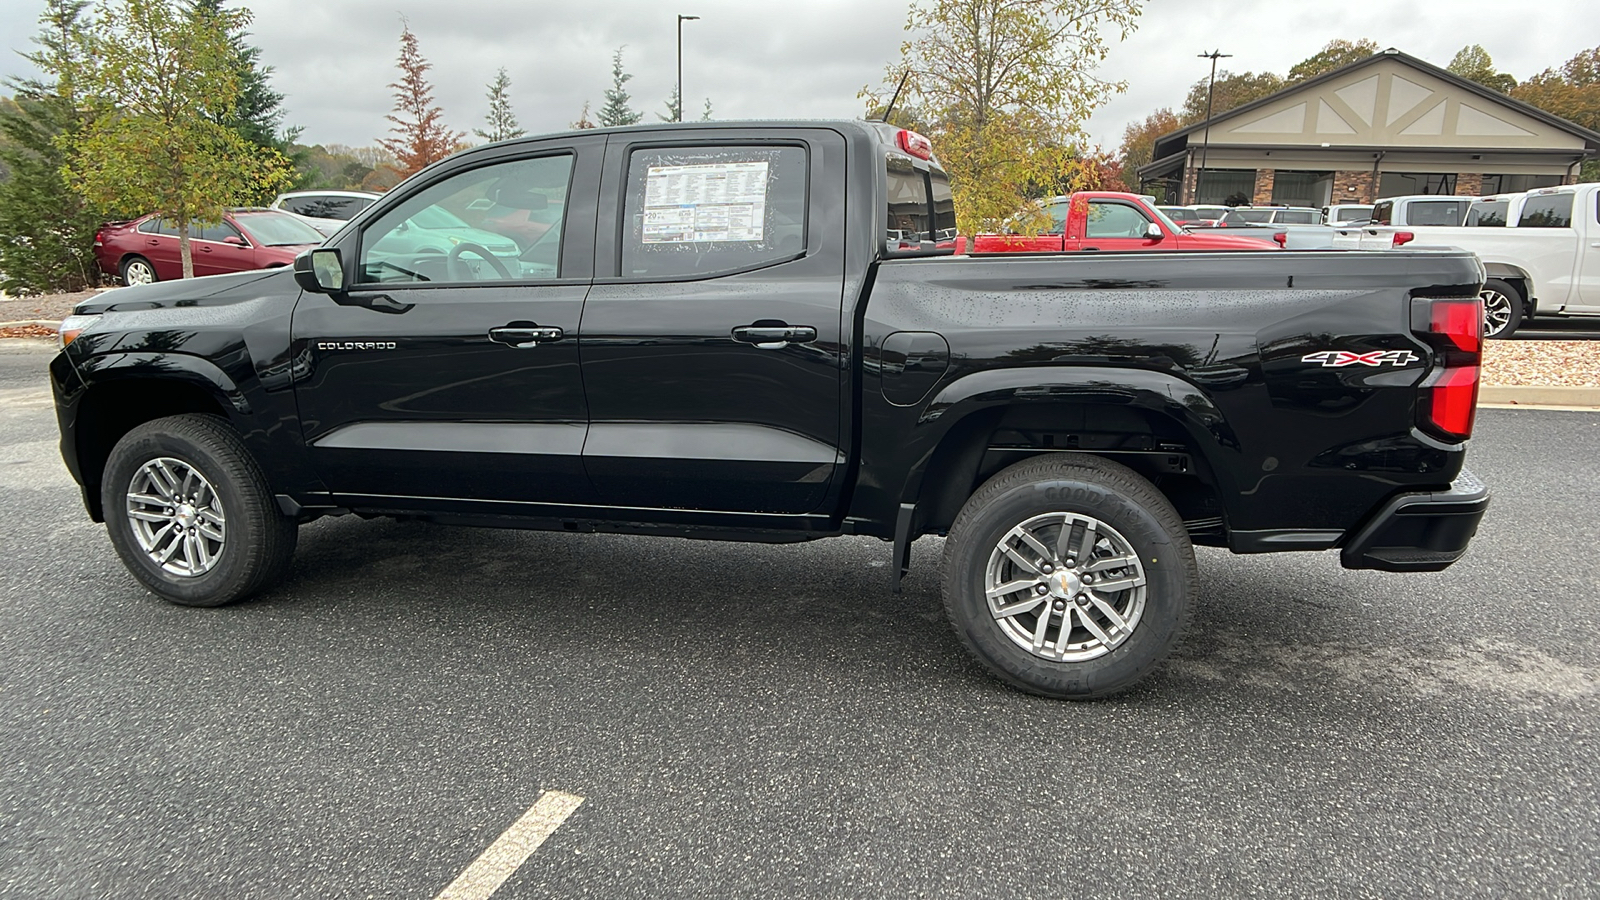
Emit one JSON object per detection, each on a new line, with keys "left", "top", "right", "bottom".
{"left": 897, "top": 129, "right": 933, "bottom": 160}
{"left": 1392, "top": 231, "right": 1415, "bottom": 247}
{"left": 1414, "top": 296, "right": 1482, "bottom": 441}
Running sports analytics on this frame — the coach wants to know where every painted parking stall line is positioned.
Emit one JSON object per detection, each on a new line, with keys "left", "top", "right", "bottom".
{"left": 433, "top": 790, "right": 585, "bottom": 900}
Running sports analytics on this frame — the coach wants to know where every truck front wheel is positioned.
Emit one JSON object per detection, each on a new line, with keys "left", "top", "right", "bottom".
{"left": 101, "top": 414, "right": 297, "bottom": 607}
{"left": 942, "top": 454, "right": 1196, "bottom": 699}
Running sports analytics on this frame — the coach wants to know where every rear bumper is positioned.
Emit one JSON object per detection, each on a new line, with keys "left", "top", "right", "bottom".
{"left": 1340, "top": 469, "right": 1489, "bottom": 573}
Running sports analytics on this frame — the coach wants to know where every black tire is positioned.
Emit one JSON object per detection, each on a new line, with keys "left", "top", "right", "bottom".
{"left": 120, "top": 255, "right": 157, "bottom": 286}
{"left": 1481, "top": 278, "right": 1523, "bottom": 340}
{"left": 942, "top": 453, "right": 1196, "bottom": 699}
{"left": 101, "top": 414, "right": 296, "bottom": 607}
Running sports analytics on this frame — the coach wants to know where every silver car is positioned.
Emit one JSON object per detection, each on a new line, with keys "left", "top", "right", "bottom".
{"left": 271, "top": 190, "right": 382, "bottom": 236}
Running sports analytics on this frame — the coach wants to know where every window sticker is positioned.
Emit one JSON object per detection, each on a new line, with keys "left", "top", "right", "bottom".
{"left": 642, "top": 161, "right": 769, "bottom": 243}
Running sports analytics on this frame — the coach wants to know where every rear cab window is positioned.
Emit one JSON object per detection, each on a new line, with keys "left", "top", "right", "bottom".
{"left": 1408, "top": 200, "right": 1469, "bottom": 226}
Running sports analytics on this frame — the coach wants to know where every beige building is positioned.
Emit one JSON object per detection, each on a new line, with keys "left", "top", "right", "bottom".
{"left": 1137, "top": 49, "right": 1600, "bottom": 207}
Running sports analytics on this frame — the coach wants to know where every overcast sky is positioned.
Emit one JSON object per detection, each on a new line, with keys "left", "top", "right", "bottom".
{"left": 3, "top": 0, "right": 1595, "bottom": 153}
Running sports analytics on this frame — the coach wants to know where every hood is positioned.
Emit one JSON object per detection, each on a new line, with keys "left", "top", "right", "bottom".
{"left": 1186, "top": 231, "right": 1281, "bottom": 250}
{"left": 73, "top": 268, "right": 290, "bottom": 315}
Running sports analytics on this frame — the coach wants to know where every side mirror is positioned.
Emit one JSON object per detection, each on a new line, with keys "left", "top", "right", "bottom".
{"left": 1144, "top": 222, "right": 1165, "bottom": 240}
{"left": 294, "top": 247, "right": 346, "bottom": 293}
{"left": 224, "top": 235, "right": 247, "bottom": 247}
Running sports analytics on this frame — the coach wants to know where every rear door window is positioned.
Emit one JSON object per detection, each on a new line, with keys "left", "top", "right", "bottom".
{"left": 1467, "top": 199, "right": 1509, "bottom": 227}
{"left": 1518, "top": 193, "right": 1574, "bottom": 228}
{"left": 622, "top": 145, "right": 808, "bottom": 279}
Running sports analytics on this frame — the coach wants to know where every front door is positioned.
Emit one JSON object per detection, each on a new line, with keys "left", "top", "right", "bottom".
{"left": 1068, "top": 198, "right": 1162, "bottom": 252}
{"left": 191, "top": 220, "right": 254, "bottom": 277}
{"left": 292, "top": 138, "right": 603, "bottom": 508}
{"left": 1576, "top": 189, "right": 1600, "bottom": 311}
{"left": 578, "top": 130, "right": 849, "bottom": 514}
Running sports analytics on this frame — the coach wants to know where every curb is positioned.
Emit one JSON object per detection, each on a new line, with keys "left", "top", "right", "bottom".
{"left": 1479, "top": 385, "right": 1600, "bottom": 410}
{"left": 0, "top": 319, "right": 61, "bottom": 329}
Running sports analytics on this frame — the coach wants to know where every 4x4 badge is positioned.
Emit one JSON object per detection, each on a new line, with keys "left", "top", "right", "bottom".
{"left": 1301, "top": 349, "right": 1418, "bottom": 368}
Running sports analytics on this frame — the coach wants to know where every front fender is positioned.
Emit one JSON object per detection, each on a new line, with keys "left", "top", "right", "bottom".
{"left": 76, "top": 351, "right": 251, "bottom": 415}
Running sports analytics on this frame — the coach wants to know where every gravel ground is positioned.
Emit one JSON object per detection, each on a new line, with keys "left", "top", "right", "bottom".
{"left": 5, "top": 289, "right": 1600, "bottom": 387}
{"left": 1481, "top": 340, "right": 1600, "bottom": 387}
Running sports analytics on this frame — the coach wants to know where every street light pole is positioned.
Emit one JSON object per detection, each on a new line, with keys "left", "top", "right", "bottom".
{"left": 1194, "top": 49, "right": 1231, "bottom": 204}
{"left": 677, "top": 14, "right": 699, "bottom": 123}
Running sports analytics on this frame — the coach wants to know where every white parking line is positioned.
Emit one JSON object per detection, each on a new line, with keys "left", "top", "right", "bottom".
{"left": 433, "top": 790, "right": 585, "bottom": 900}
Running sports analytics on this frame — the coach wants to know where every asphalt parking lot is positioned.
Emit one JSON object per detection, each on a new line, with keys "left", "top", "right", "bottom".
{"left": 1, "top": 337, "right": 1597, "bottom": 899}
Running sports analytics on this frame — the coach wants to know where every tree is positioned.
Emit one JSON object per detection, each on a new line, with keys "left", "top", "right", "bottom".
{"left": 379, "top": 22, "right": 463, "bottom": 179}
{"left": 1448, "top": 44, "right": 1516, "bottom": 93}
{"left": 1179, "top": 70, "right": 1283, "bottom": 124}
{"left": 597, "top": 48, "right": 643, "bottom": 127}
{"left": 1287, "top": 38, "right": 1378, "bottom": 83}
{"left": 658, "top": 86, "right": 682, "bottom": 123}
{"left": 188, "top": 0, "right": 292, "bottom": 151}
{"left": 474, "top": 67, "right": 525, "bottom": 143}
{"left": 701, "top": 97, "right": 714, "bottom": 121}
{"left": 1114, "top": 107, "right": 1178, "bottom": 190}
{"left": 57, "top": 0, "right": 294, "bottom": 280}
{"left": 0, "top": 0, "right": 107, "bottom": 294}
{"left": 864, "top": 0, "right": 1143, "bottom": 234}
{"left": 571, "top": 101, "right": 597, "bottom": 129}
{"left": 1512, "top": 45, "right": 1600, "bottom": 180}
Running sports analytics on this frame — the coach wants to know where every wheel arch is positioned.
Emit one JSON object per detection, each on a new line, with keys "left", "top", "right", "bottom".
{"left": 72, "top": 355, "right": 249, "bottom": 522}
{"left": 899, "top": 367, "right": 1241, "bottom": 542}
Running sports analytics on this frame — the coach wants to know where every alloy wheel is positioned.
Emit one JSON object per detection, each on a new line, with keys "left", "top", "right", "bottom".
{"left": 126, "top": 457, "right": 226, "bottom": 577}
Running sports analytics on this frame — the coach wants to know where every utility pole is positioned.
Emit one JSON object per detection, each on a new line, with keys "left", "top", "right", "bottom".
{"left": 1194, "top": 49, "right": 1232, "bottom": 204}
{"left": 677, "top": 14, "right": 700, "bottom": 123}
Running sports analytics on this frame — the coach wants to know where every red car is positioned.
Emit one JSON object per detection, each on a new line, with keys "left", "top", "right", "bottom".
{"left": 970, "top": 191, "right": 1280, "bottom": 253}
{"left": 94, "top": 208, "right": 325, "bottom": 285}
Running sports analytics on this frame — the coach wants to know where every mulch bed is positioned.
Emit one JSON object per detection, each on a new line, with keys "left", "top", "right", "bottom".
{"left": 1481, "top": 340, "right": 1600, "bottom": 387}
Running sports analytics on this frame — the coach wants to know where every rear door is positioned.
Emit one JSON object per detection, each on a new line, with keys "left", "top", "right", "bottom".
{"left": 578, "top": 128, "right": 848, "bottom": 514}
{"left": 1576, "top": 189, "right": 1600, "bottom": 310}
{"left": 136, "top": 218, "right": 182, "bottom": 279}
{"left": 191, "top": 220, "right": 253, "bottom": 276}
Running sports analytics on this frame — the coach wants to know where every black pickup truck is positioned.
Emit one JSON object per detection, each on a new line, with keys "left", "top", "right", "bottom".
{"left": 50, "top": 120, "right": 1489, "bottom": 698}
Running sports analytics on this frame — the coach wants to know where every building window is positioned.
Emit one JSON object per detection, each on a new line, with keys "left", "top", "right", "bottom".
{"left": 1377, "top": 173, "right": 1458, "bottom": 198}
{"left": 1480, "top": 174, "right": 1563, "bottom": 195}
{"left": 1271, "top": 171, "right": 1333, "bottom": 209}
{"left": 1194, "top": 169, "right": 1255, "bottom": 206}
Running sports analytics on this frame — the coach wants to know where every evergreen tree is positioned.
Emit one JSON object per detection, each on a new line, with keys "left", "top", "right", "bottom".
{"left": 0, "top": 0, "right": 108, "bottom": 294}
{"left": 701, "top": 97, "right": 713, "bottom": 121}
{"left": 379, "top": 21, "right": 463, "bottom": 178}
{"left": 657, "top": 86, "right": 681, "bottom": 123}
{"left": 474, "top": 67, "right": 525, "bottom": 142}
{"left": 597, "top": 48, "right": 642, "bottom": 127}
{"left": 571, "top": 101, "right": 596, "bottom": 129}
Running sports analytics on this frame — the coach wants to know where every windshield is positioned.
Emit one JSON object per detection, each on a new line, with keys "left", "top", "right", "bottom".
{"left": 1146, "top": 204, "right": 1183, "bottom": 233}
{"left": 233, "top": 211, "right": 325, "bottom": 246}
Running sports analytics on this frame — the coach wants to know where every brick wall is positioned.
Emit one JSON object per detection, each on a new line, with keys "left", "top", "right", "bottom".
{"left": 1251, "top": 169, "right": 1276, "bottom": 206}
{"left": 1332, "top": 170, "right": 1373, "bottom": 204}
{"left": 1454, "top": 173, "right": 1483, "bottom": 196}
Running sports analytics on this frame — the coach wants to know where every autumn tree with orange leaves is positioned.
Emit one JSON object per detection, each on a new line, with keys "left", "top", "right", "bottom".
{"left": 378, "top": 22, "right": 461, "bottom": 179}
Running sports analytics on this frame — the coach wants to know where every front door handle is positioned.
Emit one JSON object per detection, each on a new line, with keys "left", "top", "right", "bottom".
{"left": 732, "top": 323, "right": 817, "bottom": 349}
{"left": 489, "top": 322, "right": 564, "bottom": 348}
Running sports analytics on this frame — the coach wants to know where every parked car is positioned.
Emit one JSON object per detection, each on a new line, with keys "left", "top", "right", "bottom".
{"left": 93, "top": 209, "right": 325, "bottom": 285}
{"left": 52, "top": 121, "right": 1490, "bottom": 700}
{"left": 1333, "top": 183, "right": 1600, "bottom": 338}
{"left": 271, "top": 190, "right": 381, "bottom": 236}
{"left": 1157, "top": 205, "right": 1225, "bottom": 227}
{"left": 970, "top": 192, "right": 1278, "bottom": 253}
{"left": 1367, "top": 195, "right": 1476, "bottom": 227}
{"left": 1217, "top": 206, "right": 1322, "bottom": 226}
{"left": 1322, "top": 204, "right": 1374, "bottom": 225}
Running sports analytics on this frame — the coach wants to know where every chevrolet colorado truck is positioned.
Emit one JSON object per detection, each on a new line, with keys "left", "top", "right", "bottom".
{"left": 50, "top": 121, "right": 1490, "bottom": 699}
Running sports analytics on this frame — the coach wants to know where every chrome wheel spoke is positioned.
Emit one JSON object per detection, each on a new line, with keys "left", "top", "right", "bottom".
{"left": 992, "top": 596, "right": 1046, "bottom": 620}
{"left": 1089, "top": 596, "right": 1131, "bottom": 633}
{"left": 1089, "top": 572, "right": 1145, "bottom": 593}
{"left": 1084, "top": 554, "right": 1137, "bottom": 574}
{"left": 1031, "top": 604, "right": 1055, "bottom": 650}
{"left": 128, "top": 509, "right": 169, "bottom": 524}
{"left": 1013, "top": 528, "right": 1056, "bottom": 565}
{"left": 197, "top": 521, "right": 224, "bottom": 542}
{"left": 1002, "top": 545, "right": 1044, "bottom": 576}
{"left": 987, "top": 578, "right": 1041, "bottom": 600}
{"left": 1077, "top": 610, "right": 1117, "bottom": 648}
{"left": 1076, "top": 521, "right": 1099, "bottom": 562}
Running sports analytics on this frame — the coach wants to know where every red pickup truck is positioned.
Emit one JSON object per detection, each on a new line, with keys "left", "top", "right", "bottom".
{"left": 971, "top": 191, "right": 1281, "bottom": 253}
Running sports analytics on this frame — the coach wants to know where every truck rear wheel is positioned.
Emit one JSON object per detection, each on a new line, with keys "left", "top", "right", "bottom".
{"left": 101, "top": 414, "right": 297, "bottom": 607}
{"left": 1480, "top": 278, "right": 1523, "bottom": 339}
{"left": 942, "top": 454, "right": 1195, "bottom": 699}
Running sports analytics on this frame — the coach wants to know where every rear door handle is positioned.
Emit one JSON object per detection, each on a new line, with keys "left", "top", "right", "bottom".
{"left": 732, "top": 323, "right": 817, "bottom": 349}
{"left": 489, "top": 323, "right": 564, "bottom": 348}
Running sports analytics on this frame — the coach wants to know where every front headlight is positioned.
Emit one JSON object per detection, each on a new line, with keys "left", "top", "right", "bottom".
{"left": 58, "top": 314, "right": 100, "bottom": 349}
